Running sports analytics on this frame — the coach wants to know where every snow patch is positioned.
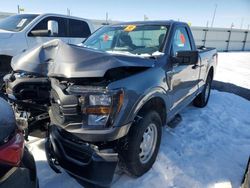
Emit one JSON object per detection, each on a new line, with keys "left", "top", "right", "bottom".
{"left": 29, "top": 90, "right": 250, "bottom": 188}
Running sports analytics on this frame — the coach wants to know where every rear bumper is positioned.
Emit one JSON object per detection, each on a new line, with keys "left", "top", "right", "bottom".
{"left": 45, "top": 125, "right": 118, "bottom": 187}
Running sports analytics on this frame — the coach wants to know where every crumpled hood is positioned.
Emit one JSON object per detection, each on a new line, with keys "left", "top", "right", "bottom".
{"left": 11, "top": 39, "right": 155, "bottom": 78}
{"left": 0, "top": 29, "right": 14, "bottom": 39}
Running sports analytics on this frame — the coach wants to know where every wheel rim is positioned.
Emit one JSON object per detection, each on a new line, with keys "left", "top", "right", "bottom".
{"left": 139, "top": 123, "right": 158, "bottom": 164}
{"left": 205, "top": 81, "right": 210, "bottom": 102}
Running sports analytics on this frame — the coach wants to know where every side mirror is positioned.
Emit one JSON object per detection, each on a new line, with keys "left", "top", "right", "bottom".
{"left": 175, "top": 50, "right": 199, "bottom": 65}
{"left": 30, "top": 30, "right": 51, "bottom": 37}
{"left": 47, "top": 20, "right": 58, "bottom": 36}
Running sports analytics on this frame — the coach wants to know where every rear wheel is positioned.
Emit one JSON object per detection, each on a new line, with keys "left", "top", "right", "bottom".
{"left": 193, "top": 73, "right": 212, "bottom": 107}
{"left": 118, "top": 111, "right": 162, "bottom": 176}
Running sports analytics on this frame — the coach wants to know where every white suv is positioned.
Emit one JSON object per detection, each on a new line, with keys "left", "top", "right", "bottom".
{"left": 0, "top": 13, "right": 95, "bottom": 73}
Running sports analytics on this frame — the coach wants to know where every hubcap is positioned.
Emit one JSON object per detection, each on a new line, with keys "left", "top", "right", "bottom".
{"left": 205, "top": 82, "right": 210, "bottom": 102}
{"left": 139, "top": 123, "right": 158, "bottom": 164}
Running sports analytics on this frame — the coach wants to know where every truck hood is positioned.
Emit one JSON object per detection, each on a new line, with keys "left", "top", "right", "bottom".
{"left": 11, "top": 39, "right": 155, "bottom": 78}
{"left": 0, "top": 29, "right": 14, "bottom": 39}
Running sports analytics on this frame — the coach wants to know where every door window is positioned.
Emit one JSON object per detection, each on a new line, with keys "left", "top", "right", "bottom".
{"left": 172, "top": 27, "right": 191, "bottom": 56}
{"left": 68, "top": 19, "right": 91, "bottom": 38}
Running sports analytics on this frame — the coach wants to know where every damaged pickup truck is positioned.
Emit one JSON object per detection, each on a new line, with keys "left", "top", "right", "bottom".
{"left": 7, "top": 21, "right": 217, "bottom": 187}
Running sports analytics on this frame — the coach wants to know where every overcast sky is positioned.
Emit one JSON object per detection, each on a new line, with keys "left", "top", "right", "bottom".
{"left": 1, "top": 0, "right": 250, "bottom": 29}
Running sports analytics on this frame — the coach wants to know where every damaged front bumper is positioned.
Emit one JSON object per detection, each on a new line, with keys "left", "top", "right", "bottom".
{"left": 45, "top": 125, "right": 118, "bottom": 187}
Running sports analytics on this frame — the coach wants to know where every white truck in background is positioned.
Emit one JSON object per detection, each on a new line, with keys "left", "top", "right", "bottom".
{"left": 0, "top": 13, "right": 95, "bottom": 74}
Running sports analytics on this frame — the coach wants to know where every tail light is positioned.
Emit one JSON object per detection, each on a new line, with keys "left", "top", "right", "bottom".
{"left": 0, "top": 132, "right": 24, "bottom": 166}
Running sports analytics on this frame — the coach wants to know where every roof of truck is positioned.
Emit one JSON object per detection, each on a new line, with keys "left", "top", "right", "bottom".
{"left": 111, "top": 20, "right": 188, "bottom": 26}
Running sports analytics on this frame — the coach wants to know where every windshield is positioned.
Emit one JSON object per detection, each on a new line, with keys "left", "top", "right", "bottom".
{"left": 0, "top": 14, "right": 38, "bottom": 32}
{"left": 83, "top": 24, "right": 169, "bottom": 57}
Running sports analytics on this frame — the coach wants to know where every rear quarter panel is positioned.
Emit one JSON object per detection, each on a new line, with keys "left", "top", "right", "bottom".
{"left": 198, "top": 48, "right": 217, "bottom": 89}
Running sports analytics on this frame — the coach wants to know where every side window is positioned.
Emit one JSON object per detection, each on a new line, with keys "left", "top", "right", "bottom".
{"left": 30, "top": 16, "right": 67, "bottom": 37}
{"left": 85, "top": 30, "right": 115, "bottom": 50}
{"left": 172, "top": 27, "right": 191, "bottom": 56}
{"left": 68, "top": 19, "right": 91, "bottom": 38}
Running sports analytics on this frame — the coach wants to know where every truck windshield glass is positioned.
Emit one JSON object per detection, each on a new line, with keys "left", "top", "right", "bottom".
{"left": 83, "top": 25, "right": 168, "bottom": 57}
{"left": 0, "top": 14, "right": 38, "bottom": 32}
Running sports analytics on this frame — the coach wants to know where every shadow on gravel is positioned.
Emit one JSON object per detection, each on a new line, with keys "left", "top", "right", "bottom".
{"left": 212, "top": 80, "right": 250, "bottom": 101}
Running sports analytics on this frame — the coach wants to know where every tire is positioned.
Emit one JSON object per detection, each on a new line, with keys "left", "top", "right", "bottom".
{"left": 119, "top": 110, "right": 162, "bottom": 177}
{"left": 21, "top": 147, "right": 37, "bottom": 181}
{"left": 193, "top": 73, "right": 212, "bottom": 108}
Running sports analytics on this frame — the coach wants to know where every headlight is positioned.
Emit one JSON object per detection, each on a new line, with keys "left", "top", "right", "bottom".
{"left": 89, "top": 94, "right": 111, "bottom": 106}
{"left": 68, "top": 85, "right": 124, "bottom": 128}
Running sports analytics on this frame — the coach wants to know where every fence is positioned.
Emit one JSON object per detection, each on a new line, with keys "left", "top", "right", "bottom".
{"left": 0, "top": 12, "right": 250, "bottom": 52}
{"left": 191, "top": 26, "right": 250, "bottom": 52}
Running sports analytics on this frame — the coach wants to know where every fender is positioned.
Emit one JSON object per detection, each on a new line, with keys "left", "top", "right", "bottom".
{"left": 126, "top": 86, "right": 171, "bottom": 125}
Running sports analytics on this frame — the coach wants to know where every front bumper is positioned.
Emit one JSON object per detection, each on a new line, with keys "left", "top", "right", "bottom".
{"left": 45, "top": 125, "right": 118, "bottom": 187}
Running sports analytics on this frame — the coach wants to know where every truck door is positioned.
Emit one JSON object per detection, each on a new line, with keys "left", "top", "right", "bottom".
{"left": 26, "top": 16, "right": 69, "bottom": 49}
{"left": 168, "top": 26, "right": 200, "bottom": 111}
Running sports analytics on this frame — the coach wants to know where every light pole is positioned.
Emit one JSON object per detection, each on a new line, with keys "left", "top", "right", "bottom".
{"left": 211, "top": 4, "right": 217, "bottom": 28}
{"left": 240, "top": 18, "right": 244, "bottom": 29}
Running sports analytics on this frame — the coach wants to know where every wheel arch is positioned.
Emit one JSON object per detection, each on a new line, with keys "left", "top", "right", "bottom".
{"left": 136, "top": 97, "right": 167, "bottom": 126}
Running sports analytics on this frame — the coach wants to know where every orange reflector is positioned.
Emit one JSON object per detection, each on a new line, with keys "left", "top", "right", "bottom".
{"left": 83, "top": 106, "right": 111, "bottom": 115}
{"left": 117, "top": 92, "right": 124, "bottom": 112}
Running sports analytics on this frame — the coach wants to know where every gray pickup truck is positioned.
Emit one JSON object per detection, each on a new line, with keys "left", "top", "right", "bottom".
{"left": 5, "top": 20, "right": 217, "bottom": 187}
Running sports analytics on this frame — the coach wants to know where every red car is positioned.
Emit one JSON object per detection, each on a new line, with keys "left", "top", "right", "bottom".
{"left": 0, "top": 97, "right": 38, "bottom": 188}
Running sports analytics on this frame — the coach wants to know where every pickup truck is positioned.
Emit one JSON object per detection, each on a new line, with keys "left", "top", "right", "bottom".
{"left": 5, "top": 20, "right": 217, "bottom": 187}
{"left": 0, "top": 13, "right": 94, "bottom": 78}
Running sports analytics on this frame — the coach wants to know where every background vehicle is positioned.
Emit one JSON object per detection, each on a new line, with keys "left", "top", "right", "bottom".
{"left": 0, "top": 97, "right": 38, "bottom": 188}
{"left": 0, "top": 13, "right": 95, "bottom": 79}
{"left": 7, "top": 20, "right": 217, "bottom": 187}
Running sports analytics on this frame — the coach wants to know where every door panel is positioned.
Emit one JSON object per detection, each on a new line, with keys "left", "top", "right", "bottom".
{"left": 168, "top": 27, "right": 200, "bottom": 110}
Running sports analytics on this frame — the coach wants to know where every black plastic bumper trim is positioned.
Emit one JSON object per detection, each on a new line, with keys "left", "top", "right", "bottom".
{"left": 45, "top": 125, "right": 118, "bottom": 187}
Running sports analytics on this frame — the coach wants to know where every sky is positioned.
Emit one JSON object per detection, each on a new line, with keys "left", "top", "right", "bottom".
{"left": 1, "top": 0, "right": 250, "bottom": 29}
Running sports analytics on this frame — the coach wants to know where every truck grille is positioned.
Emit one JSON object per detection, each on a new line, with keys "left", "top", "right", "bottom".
{"left": 50, "top": 89, "right": 82, "bottom": 126}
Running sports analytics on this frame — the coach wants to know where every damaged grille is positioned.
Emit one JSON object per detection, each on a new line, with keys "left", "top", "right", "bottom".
{"left": 50, "top": 88, "right": 82, "bottom": 126}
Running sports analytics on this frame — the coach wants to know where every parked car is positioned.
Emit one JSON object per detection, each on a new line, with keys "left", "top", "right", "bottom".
{"left": 5, "top": 20, "right": 217, "bottom": 187}
{"left": 0, "top": 97, "right": 38, "bottom": 188}
{"left": 0, "top": 13, "right": 95, "bottom": 78}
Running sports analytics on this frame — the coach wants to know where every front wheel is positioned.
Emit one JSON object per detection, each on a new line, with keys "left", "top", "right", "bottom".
{"left": 193, "top": 73, "right": 212, "bottom": 108}
{"left": 118, "top": 111, "right": 162, "bottom": 177}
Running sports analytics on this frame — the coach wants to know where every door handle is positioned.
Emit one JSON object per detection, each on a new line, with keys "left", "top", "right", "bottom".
{"left": 192, "top": 64, "right": 199, "bottom": 69}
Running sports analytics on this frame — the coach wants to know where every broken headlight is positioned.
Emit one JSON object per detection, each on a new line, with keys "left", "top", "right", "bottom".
{"left": 68, "top": 85, "right": 124, "bottom": 128}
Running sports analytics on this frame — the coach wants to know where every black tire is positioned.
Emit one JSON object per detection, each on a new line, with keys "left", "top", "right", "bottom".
{"left": 193, "top": 73, "right": 212, "bottom": 108}
{"left": 21, "top": 147, "right": 37, "bottom": 182}
{"left": 119, "top": 110, "right": 162, "bottom": 177}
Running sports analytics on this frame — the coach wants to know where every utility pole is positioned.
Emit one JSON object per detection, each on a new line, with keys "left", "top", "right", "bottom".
{"left": 206, "top": 20, "right": 209, "bottom": 28}
{"left": 67, "top": 8, "right": 71, "bottom": 16}
{"left": 17, "top": 5, "right": 20, "bottom": 14}
{"left": 211, "top": 4, "right": 217, "bottom": 28}
{"left": 106, "top": 12, "right": 109, "bottom": 25}
{"left": 240, "top": 18, "right": 244, "bottom": 29}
